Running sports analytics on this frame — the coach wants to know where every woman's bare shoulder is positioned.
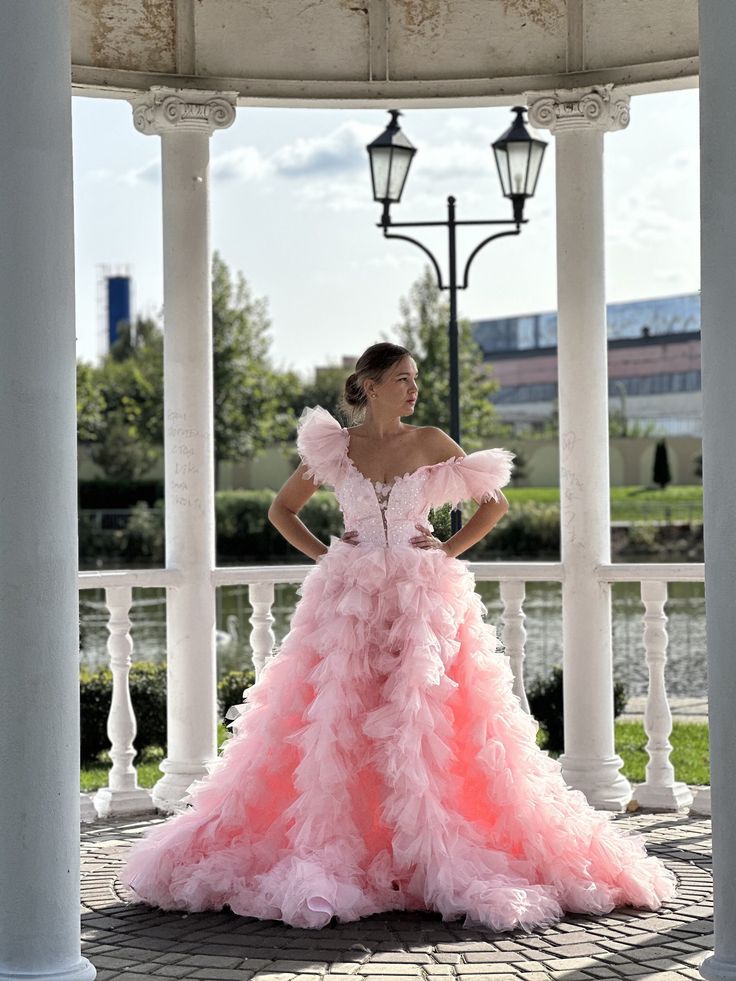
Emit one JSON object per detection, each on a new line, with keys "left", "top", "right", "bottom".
{"left": 419, "top": 425, "right": 466, "bottom": 464}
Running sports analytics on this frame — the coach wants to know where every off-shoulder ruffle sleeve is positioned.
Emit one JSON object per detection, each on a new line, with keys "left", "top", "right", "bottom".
{"left": 295, "top": 405, "right": 348, "bottom": 488}
{"left": 426, "top": 447, "right": 515, "bottom": 510}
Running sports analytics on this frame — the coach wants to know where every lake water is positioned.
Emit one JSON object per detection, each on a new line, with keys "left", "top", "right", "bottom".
{"left": 79, "top": 575, "right": 707, "bottom": 701}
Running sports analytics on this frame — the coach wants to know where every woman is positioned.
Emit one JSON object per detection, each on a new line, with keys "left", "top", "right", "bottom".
{"left": 119, "top": 341, "right": 677, "bottom": 932}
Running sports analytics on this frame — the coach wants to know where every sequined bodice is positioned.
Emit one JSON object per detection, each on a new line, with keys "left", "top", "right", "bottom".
{"left": 295, "top": 405, "right": 515, "bottom": 550}
{"left": 336, "top": 460, "right": 435, "bottom": 548}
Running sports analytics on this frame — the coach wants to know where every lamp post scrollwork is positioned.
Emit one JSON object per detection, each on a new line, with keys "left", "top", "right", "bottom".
{"left": 366, "top": 107, "right": 547, "bottom": 532}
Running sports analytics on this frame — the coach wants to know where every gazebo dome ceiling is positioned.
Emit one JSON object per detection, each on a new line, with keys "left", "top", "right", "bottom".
{"left": 71, "top": 0, "right": 698, "bottom": 107}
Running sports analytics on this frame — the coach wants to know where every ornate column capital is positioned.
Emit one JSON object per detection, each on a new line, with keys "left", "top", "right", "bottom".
{"left": 526, "top": 83, "right": 630, "bottom": 134}
{"left": 131, "top": 86, "right": 238, "bottom": 137}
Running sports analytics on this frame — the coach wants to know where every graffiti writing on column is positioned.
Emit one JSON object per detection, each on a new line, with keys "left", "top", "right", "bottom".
{"left": 167, "top": 409, "right": 206, "bottom": 516}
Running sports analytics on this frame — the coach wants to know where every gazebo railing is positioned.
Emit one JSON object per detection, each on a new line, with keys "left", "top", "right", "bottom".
{"left": 78, "top": 569, "right": 182, "bottom": 822}
{"left": 79, "top": 560, "right": 708, "bottom": 821}
{"left": 597, "top": 563, "right": 707, "bottom": 816}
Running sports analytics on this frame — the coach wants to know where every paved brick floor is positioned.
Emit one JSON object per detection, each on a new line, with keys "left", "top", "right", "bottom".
{"left": 81, "top": 805, "right": 713, "bottom": 981}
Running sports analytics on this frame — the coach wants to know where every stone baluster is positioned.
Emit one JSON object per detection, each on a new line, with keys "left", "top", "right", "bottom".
{"left": 93, "top": 586, "right": 153, "bottom": 817}
{"left": 80, "top": 609, "right": 98, "bottom": 823}
{"left": 249, "top": 581, "right": 277, "bottom": 679}
{"left": 692, "top": 784, "right": 711, "bottom": 816}
{"left": 80, "top": 793, "right": 97, "bottom": 824}
{"left": 500, "top": 579, "right": 530, "bottom": 713}
{"left": 632, "top": 580, "right": 692, "bottom": 811}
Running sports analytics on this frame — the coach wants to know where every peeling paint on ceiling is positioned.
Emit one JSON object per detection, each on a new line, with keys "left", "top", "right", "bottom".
{"left": 402, "top": 0, "right": 442, "bottom": 35}
{"left": 501, "top": 0, "right": 563, "bottom": 30}
{"left": 78, "top": 0, "right": 175, "bottom": 72}
{"left": 69, "top": 0, "right": 698, "bottom": 103}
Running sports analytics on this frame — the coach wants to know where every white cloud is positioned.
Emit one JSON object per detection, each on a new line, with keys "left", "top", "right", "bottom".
{"left": 444, "top": 116, "right": 473, "bottom": 133}
{"left": 607, "top": 145, "right": 699, "bottom": 249}
{"left": 410, "top": 139, "right": 494, "bottom": 182}
{"left": 347, "top": 253, "right": 420, "bottom": 271}
{"left": 212, "top": 146, "right": 273, "bottom": 182}
{"left": 111, "top": 119, "right": 504, "bottom": 216}
{"left": 280, "top": 130, "right": 497, "bottom": 211}
{"left": 290, "top": 176, "right": 375, "bottom": 212}
{"left": 653, "top": 269, "right": 689, "bottom": 286}
{"left": 270, "top": 120, "right": 375, "bottom": 178}
{"left": 119, "top": 157, "right": 160, "bottom": 186}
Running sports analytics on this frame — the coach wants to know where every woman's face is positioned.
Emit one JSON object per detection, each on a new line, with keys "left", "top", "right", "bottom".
{"left": 371, "top": 356, "right": 419, "bottom": 414}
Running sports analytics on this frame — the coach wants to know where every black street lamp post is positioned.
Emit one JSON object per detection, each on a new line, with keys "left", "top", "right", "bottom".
{"left": 366, "top": 107, "right": 546, "bottom": 533}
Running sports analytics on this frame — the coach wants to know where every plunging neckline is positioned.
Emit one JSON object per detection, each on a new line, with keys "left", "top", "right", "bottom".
{"left": 341, "top": 424, "right": 462, "bottom": 491}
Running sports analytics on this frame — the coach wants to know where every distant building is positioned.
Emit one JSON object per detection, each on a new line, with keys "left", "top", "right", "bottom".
{"left": 315, "top": 356, "right": 356, "bottom": 381}
{"left": 97, "top": 263, "right": 134, "bottom": 359}
{"left": 473, "top": 293, "right": 702, "bottom": 436}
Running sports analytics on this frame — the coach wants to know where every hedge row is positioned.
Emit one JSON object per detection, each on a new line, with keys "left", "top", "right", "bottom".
{"left": 79, "top": 479, "right": 164, "bottom": 509}
{"left": 79, "top": 491, "right": 560, "bottom": 565}
{"left": 80, "top": 659, "right": 628, "bottom": 763}
{"left": 80, "top": 663, "right": 255, "bottom": 762}
{"left": 526, "top": 665, "right": 628, "bottom": 753}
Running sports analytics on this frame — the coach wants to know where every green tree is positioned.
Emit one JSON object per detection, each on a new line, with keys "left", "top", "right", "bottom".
{"left": 385, "top": 265, "right": 511, "bottom": 447}
{"left": 300, "top": 365, "right": 348, "bottom": 419}
{"left": 76, "top": 360, "right": 106, "bottom": 445}
{"left": 108, "top": 317, "right": 162, "bottom": 364}
{"left": 82, "top": 315, "right": 165, "bottom": 481}
{"left": 78, "top": 255, "right": 303, "bottom": 483}
{"left": 211, "top": 251, "right": 301, "bottom": 470}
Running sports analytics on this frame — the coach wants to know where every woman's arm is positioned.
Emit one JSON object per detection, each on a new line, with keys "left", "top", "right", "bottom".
{"left": 267, "top": 463, "right": 330, "bottom": 562}
{"left": 422, "top": 428, "right": 510, "bottom": 559}
{"left": 441, "top": 491, "right": 509, "bottom": 559}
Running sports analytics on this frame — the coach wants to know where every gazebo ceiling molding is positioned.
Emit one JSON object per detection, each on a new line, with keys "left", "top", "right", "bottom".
{"left": 71, "top": 0, "right": 698, "bottom": 107}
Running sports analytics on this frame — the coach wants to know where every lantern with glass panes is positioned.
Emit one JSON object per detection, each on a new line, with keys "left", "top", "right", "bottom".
{"left": 366, "top": 106, "right": 545, "bottom": 225}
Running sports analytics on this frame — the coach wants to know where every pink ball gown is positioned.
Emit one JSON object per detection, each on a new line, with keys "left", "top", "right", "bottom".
{"left": 119, "top": 404, "right": 677, "bottom": 932}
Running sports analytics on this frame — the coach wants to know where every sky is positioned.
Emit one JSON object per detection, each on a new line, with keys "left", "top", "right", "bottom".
{"left": 71, "top": 88, "right": 699, "bottom": 378}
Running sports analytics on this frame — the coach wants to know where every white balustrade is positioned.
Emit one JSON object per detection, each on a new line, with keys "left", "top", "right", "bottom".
{"left": 500, "top": 579, "right": 530, "bottom": 713}
{"left": 79, "top": 793, "right": 97, "bottom": 824}
{"left": 693, "top": 783, "right": 711, "bottom": 816}
{"left": 77, "top": 559, "right": 708, "bottom": 820}
{"left": 248, "top": 581, "right": 277, "bottom": 679}
{"left": 93, "top": 586, "right": 153, "bottom": 817}
{"left": 600, "top": 563, "right": 706, "bottom": 814}
{"left": 631, "top": 580, "right": 693, "bottom": 811}
{"left": 79, "top": 588, "right": 98, "bottom": 822}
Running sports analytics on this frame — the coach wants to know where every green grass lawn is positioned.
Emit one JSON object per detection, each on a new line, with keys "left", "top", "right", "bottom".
{"left": 545, "top": 721, "right": 710, "bottom": 786}
{"left": 80, "top": 723, "right": 231, "bottom": 794}
{"left": 613, "top": 721, "right": 710, "bottom": 784}
{"left": 505, "top": 485, "right": 703, "bottom": 523}
{"left": 80, "top": 720, "right": 710, "bottom": 793}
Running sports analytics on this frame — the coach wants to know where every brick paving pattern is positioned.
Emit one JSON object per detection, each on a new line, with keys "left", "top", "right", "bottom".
{"left": 81, "top": 808, "right": 712, "bottom": 981}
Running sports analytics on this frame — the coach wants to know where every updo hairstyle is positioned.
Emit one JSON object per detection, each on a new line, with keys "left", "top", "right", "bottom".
{"left": 338, "top": 342, "right": 412, "bottom": 424}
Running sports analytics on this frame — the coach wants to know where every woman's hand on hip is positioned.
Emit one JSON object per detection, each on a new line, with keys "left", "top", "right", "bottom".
{"left": 410, "top": 522, "right": 449, "bottom": 554}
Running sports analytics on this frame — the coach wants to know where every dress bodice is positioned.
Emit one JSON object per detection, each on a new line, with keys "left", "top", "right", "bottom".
{"left": 296, "top": 405, "right": 516, "bottom": 549}
{"left": 338, "top": 456, "right": 438, "bottom": 548}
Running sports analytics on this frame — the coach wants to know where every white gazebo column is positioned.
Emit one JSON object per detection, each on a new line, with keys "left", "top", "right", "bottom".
{"left": 528, "top": 85, "right": 632, "bottom": 810}
{"left": 0, "top": 2, "right": 95, "bottom": 979}
{"left": 698, "top": 3, "right": 736, "bottom": 977}
{"left": 131, "top": 88, "right": 237, "bottom": 810}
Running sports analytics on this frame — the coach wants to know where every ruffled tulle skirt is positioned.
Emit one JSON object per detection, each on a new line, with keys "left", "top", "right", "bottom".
{"left": 118, "top": 539, "right": 677, "bottom": 931}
